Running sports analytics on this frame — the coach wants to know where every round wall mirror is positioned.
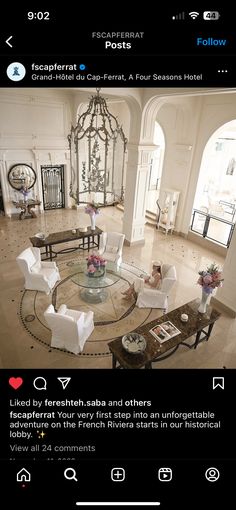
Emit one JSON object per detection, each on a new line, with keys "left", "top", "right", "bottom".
{"left": 8, "top": 164, "right": 36, "bottom": 190}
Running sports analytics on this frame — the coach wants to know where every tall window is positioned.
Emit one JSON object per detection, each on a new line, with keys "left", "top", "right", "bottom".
{"left": 191, "top": 120, "right": 236, "bottom": 247}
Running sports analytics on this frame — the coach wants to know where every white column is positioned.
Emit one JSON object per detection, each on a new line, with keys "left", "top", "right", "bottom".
{"left": 213, "top": 228, "right": 236, "bottom": 317}
{"left": 123, "top": 144, "right": 156, "bottom": 245}
{"left": 32, "top": 150, "right": 44, "bottom": 213}
{"left": 0, "top": 151, "right": 12, "bottom": 217}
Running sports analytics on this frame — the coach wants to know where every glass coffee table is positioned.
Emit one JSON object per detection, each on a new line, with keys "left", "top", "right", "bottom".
{"left": 71, "top": 261, "right": 121, "bottom": 303}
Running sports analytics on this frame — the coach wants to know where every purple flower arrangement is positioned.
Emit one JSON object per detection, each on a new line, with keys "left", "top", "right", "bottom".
{"left": 21, "top": 186, "right": 29, "bottom": 200}
{"left": 197, "top": 263, "right": 224, "bottom": 294}
{"left": 84, "top": 202, "right": 100, "bottom": 215}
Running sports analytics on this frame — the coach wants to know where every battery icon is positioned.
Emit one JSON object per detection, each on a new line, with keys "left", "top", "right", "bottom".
{"left": 203, "top": 11, "right": 220, "bottom": 20}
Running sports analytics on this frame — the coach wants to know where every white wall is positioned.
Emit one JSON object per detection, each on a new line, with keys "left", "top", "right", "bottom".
{"left": 0, "top": 88, "right": 73, "bottom": 216}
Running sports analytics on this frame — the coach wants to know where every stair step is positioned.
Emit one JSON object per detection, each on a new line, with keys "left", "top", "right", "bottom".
{"left": 116, "top": 204, "right": 157, "bottom": 227}
{"left": 116, "top": 203, "right": 124, "bottom": 212}
{"left": 146, "top": 218, "right": 157, "bottom": 227}
{"left": 146, "top": 211, "right": 156, "bottom": 219}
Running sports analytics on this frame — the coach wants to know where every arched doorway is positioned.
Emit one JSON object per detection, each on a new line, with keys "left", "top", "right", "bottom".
{"left": 146, "top": 122, "right": 165, "bottom": 214}
{"left": 191, "top": 120, "right": 236, "bottom": 247}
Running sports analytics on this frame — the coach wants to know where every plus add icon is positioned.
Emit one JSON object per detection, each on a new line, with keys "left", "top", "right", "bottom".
{"left": 111, "top": 467, "right": 125, "bottom": 482}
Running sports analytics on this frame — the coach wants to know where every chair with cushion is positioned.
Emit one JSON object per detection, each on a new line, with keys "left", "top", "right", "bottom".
{"left": 136, "top": 264, "right": 177, "bottom": 310}
{"left": 16, "top": 247, "right": 60, "bottom": 295}
{"left": 98, "top": 232, "right": 125, "bottom": 267}
{"left": 44, "top": 304, "right": 94, "bottom": 354}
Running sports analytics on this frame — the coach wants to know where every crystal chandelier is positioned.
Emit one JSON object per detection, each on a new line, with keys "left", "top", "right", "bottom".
{"left": 68, "top": 88, "right": 127, "bottom": 206}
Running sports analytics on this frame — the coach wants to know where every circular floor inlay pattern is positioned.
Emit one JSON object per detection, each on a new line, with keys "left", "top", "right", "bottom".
{"left": 19, "top": 259, "right": 163, "bottom": 357}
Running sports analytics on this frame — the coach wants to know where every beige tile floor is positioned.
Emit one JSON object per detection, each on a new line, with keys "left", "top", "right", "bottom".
{"left": 0, "top": 206, "right": 235, "bottom": 369}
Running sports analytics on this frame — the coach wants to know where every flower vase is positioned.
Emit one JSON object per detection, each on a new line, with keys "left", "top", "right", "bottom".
{"left": 90, "top": 213, "right": 96, "bottom": 230}
{"left": 99, "top": 265, "right": 105, "bottom": 277}
{"left": 198, "top": 288, "right": 210, "bottom": 314}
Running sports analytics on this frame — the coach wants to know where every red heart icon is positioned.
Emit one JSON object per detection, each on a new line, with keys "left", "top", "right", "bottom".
{"left": 9, "top": 377, "right": 23, "bottom": 390}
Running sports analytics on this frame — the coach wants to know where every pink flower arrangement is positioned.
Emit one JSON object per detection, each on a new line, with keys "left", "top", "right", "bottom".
{"left": 87, "top": 254, "right": 107, "bottom": 274}
{"left": 197, "top": 263, "right": 224, "bottom": 294}
{"left": 85, "top": 202, "right": 100, "bottom": 215}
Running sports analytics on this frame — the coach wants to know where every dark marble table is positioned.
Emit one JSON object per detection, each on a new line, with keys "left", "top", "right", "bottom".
{"left": 108, "top": 299, "right": 221, "bottom": 369}
{"left": 30, "top": 226, "right": 103, "bottom": 260}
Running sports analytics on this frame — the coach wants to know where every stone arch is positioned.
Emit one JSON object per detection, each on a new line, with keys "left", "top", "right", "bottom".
{"left": 141, "top": 93, "right": 194, "bottom": 146}
{"left": 199, "top": 118, "right": 236, "bottom": 158}
{"left": 140, "top": 96, "right": 167, "bottom": 144}
{"left": 196, "top": 115, "right": 236, "bottom": 154}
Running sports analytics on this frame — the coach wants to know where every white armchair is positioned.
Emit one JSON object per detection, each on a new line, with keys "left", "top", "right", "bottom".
{"left": 98, "top": 232, "right": 125, "bottom": 267}
{"left": 136, "top": 264, "right": 177, "bottom": 310}
{"left": 16, "top": 247, "right": 60, "bottom": 295}
{"left": 44, "top": 304, "right": 94, "bottom": 354}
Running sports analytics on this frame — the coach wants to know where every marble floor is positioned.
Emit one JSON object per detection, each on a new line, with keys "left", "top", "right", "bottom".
{"left": 0, "top": 206, "right": 235, "bottom": 369}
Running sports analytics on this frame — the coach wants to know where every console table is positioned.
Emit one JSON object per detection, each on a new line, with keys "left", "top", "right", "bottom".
{"left": 30, "top": 227, "right": 103, "bottom": 260}
{"left": 108, "top": 299, "right": 221, "bottom": 369}
{"left": 13, "top": 199, "right": 41, "bottom": 220}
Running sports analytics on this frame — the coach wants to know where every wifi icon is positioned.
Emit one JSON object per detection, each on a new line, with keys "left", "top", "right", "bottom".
{"left": 189, "top": 11, "right": 200, "bottom": 19}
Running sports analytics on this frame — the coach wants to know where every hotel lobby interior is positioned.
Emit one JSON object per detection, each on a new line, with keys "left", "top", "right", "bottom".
{"left": 0, "top": 86, "right": 236, "bottom": 369}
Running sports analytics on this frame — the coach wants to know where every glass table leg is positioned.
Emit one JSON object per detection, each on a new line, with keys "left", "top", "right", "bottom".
{"left": 80, "top": 288, "right": 108, "bottom": 303}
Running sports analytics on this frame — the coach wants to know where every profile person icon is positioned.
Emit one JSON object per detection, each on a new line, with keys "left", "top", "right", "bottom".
{"left": 13, "top": 67, "right": 20, "bottom": 76}
{"left": 205, "top": 467, "right": 220, "bottom": 482}
{"left": 7, "top": 62, "right": 26, "bottom": 81}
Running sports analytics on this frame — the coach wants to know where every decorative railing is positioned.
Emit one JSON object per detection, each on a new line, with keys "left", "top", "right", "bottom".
{"left": 190, "top": 209, "right": 235, "bottom": 248}
{"left": 219, "top": 200, "right": 236, "bottom": 221}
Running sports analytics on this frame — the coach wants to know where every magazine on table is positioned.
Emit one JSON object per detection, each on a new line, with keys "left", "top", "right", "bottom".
{"left": 149, "top": 321, "right": 181, "bottom": 343}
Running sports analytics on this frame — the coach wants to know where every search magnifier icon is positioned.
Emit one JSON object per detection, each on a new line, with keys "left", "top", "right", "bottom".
{"left": 33, "top": 377, "right": 47, "bottom": 390}
{"left": 64, "top": 468, "right": 78, "bottom": 482}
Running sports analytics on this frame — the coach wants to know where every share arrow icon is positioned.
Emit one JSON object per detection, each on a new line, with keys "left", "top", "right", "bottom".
{"left": 57, "top": 377, "right": 71, "bottom": 389}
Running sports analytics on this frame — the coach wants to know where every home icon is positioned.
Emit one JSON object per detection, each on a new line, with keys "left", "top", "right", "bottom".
{"left": 16, "top": 468, "right": 31, "bottom": 482}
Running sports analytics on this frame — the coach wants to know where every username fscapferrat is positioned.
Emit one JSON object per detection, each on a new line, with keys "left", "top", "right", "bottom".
{"left": 91, "top": 32, "right": 144, "bottom": 38}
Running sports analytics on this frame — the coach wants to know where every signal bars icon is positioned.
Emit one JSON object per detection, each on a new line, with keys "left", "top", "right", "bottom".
{"left": 172, "top": 12, "right": 185, "bottom": 20}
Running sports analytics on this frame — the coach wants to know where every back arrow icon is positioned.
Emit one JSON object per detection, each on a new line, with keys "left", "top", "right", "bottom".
{"left": 6, "top": 36, "right": 13, "bottom": 48}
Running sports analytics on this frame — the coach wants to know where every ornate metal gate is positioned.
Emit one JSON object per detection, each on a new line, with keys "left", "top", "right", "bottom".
{"left": 41, "top": 165, "right": 65, "bottom": 210}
